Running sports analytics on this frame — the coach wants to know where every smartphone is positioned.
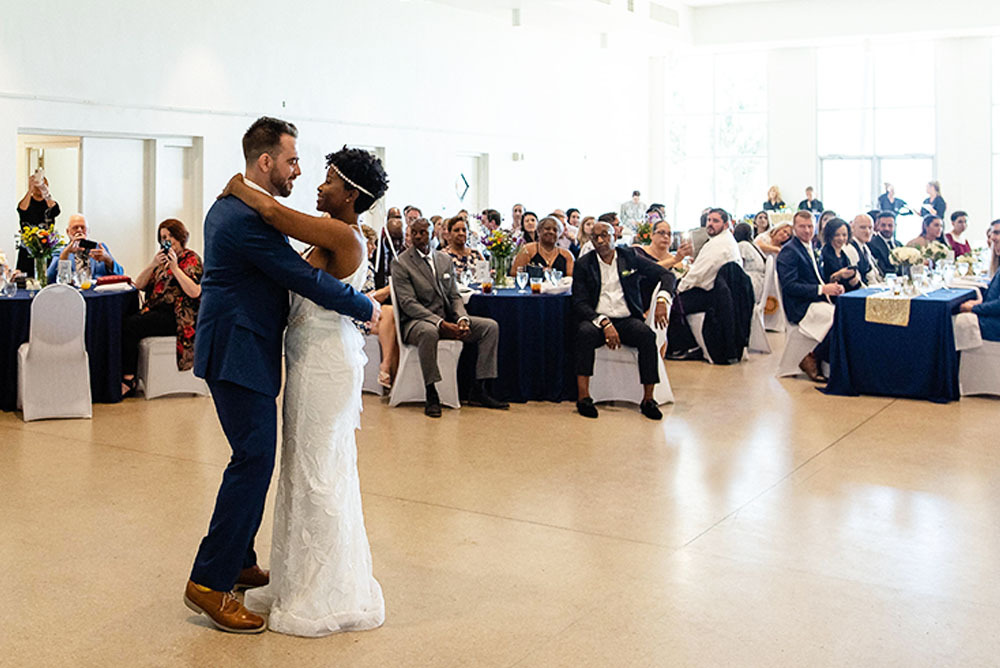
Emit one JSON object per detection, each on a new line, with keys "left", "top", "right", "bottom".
{"left": 78, "top": 238, "right": 98, "bottom": 251}
{"left": 160, "top": 239, "right": 172, "bottom": 252}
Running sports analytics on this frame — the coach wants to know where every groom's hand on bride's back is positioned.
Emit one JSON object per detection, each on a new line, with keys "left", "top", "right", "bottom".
{"left": 366, "top": 296, "right": 381, "bottom": 330}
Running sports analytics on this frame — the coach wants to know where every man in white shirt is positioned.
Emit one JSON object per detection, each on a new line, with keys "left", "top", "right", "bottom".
{"left": 666, "top": 208, "right": 745, "bottom": 361}
{"left": 571, "top": 222, "right": 673, "bottom": 420}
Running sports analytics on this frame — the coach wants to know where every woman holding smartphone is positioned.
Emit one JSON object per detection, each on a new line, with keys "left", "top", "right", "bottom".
{"left": 121, "top": 218, "right": 203, "bottom": 397}
{"left": 820, "top": 218, "right": 862, "bottom": 293}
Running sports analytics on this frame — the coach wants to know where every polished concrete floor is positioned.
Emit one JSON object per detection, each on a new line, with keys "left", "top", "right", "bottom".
{"left": 3, "top": 332, "right": 1000, "bottom": 667}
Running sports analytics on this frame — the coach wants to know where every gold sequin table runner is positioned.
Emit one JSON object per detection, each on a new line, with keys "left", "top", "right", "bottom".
{"left": 864, "top": 292, "right": 911, "bottom": 327}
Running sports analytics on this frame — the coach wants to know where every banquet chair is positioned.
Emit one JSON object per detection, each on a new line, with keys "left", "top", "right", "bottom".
{"left": 17, "top": 284, "right": 92, "bottom": 421}
{"left": 136, "top": 336, "right": 210, "bottom": 400}
{"left": 590, "top": 282, "right": 674, "bottom": 405}
{"left": 959, "top": 341, "right": 1000, "bottom": 397}
{"left": 776, "top": 327, "right": 820, "bottom": 378}
{"left": 748, "top": 257, "right": 773, "bottom": 354}
{"left": 361, "top": 334, "right": 382, "bottom": 395}
{"left": 387, "top": 279, "right": 462, "bottom": 409}
{"left": 762, "top": 256, "right": 787, "bottom": 333}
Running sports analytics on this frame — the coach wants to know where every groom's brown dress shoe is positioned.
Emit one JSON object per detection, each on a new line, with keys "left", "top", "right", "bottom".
{"left": 798, "top": 352, "right": 826, "bottom": 383}
{"left": 183, "top": 580, "right": 265, "bottom": 634}
{"left": 234, "top": 565, "right": 269, "bottom": 591}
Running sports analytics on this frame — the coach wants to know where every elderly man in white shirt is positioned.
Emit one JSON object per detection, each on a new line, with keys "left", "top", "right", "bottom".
{"left": 666, "top": 208, "right": 744, "bottom": 361}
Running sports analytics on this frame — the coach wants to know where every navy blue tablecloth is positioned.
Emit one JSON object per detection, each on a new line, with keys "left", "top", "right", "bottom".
{"left": 1, "top": 287, "right": 140, "bottom": 411}
{"left": 458, "top": 288, "right": 576, "bottom": 403}
{"left": 825, "top": 287, "right": 974, "bottom": 403}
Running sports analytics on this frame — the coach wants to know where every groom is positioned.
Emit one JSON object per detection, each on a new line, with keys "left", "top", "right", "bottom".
{"left": 184, "top": 117, "right": 379, "bottom": 633}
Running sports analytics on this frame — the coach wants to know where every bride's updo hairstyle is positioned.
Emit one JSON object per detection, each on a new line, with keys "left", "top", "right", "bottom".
{"left": 325, "top": 146, "right": 390, "bottom": 214}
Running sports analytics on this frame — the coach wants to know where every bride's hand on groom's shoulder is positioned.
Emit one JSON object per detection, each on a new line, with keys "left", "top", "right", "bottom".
{"left": 217, "top": 173, "right": 245, "bottom": 200}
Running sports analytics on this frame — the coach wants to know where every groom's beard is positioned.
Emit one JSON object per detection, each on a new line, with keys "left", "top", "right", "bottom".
{"left": 271, "top": 171, "right": 294, "bottom": 198}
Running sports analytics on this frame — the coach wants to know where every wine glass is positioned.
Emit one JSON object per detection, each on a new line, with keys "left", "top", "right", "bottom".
{"left": 515, "top": 269, "right": 528, "bottom": 293}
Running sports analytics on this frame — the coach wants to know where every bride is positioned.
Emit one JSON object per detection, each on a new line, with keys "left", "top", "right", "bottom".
{"left": 222, "top": 147, "right": 389, "bottom": 637}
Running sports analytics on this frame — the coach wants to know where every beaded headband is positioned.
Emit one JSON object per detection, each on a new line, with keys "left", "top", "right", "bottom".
{"left": 330, "top": 162, "right": 373, "bottom": 198}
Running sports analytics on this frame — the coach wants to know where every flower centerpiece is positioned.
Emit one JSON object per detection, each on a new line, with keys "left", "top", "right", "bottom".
{"left": 922, "top": 240, "right": 950, "bottom": 268}
{"left": 955, "top": 252, "right": 977, "bottom": 276}
{"left": 18, "top": 226, "right": 63, "bottom": 287}
{"left": 483, "top": 228, "right": 519, "bottom": 287}
{"left": 633, "top": 221, "right": 653, "bottom": 246}
{"left": 889, "top": 246, "right": 923, "bottom": 279}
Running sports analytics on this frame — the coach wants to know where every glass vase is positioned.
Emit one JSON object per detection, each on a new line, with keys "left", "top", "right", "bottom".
{"left": 34, "top": 256, "right": 49, "bottom": 287}
{"left": 489, "top": 254, "right": 512, "bottom": 288}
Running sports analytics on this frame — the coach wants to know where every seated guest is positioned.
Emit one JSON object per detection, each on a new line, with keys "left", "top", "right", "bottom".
{"left": 122, "top": 219, "right": 202, "bottom": 396}
{"left": 666, "top": 208, "right": 745, "bottom": 362}
{"left": 869, "top": 210, "right": 902, "bottom": 275}
{"left": 820, "top": 218, "right": 862, "bottom": 293}
{"left": 392, "top": 218, "right": 507, "bottom": 418}
{"left": 511, "top": 203, "right": 524, "bottom": 235}
{"left": 945, "top": 210, "right": 971, "bottom": 257}
{"left": 907, "top": 215, "right": 944, "bottom": 249}
{"left": 959, "top": 219, "right": 1000, "bottom": 339}
{"left": 777, "top": 210, "right": 845, "bottom": 382}
{"left": 572, "top": 221, "right": 673, "bottom": 421}
{"left": 633, "top": 218, "right": 690, "bottom": 308}
{"left": 845, "top": 213, "right": 880, "bottom": 285}
{"left": 520, "top": 211, "right": 539, "bottom": 245}
{"left": 763, "top": 185, "right": 785, "bottom": 211}
{"left": 480, "top": 208, "right": 502, "bottom": 232}
{"left": 46, "top": 213, "right": 124, "bottom": 284}
{"left": 798, "top": 186, "right": 823, "bottom": 214}
{"left": 512, "top": 216, "right": 575, "bottom": 277}
{"left": 754, "top": 221, "right": 792, "bottom": 256}
{"left": 576, "top": 215, "right": 595, "bottom": 253}
{"left": 443, "top": 216, "right": 484, "bottom": 276}
{"left": 734, "top": 222, "right": 766, "bottom": 301}
{"left": 578, "top": 212, "right": 618, "bottom": 257}
{"left": 752, "top": 210, "right": 770, "bottom": 236}
{"left": 430, "top": 215, "right": 447, "bottom": 250}
{"left": 814, "top": 210, "right": 837, "bottom": 251}
{"left": 359, "top": 224, "right": 398, "bottom": 388}
{"left": 374, "top": 207, "right": 405, "bottom": 288}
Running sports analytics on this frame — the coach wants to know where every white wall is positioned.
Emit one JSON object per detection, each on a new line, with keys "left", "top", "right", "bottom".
{"left": 0, "top": 0, "right": 659, "bottom": 264}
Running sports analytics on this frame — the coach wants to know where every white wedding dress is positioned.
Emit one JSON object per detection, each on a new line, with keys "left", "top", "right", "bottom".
{"left": 245, "top": 259, "right": 384, "bottom": 637}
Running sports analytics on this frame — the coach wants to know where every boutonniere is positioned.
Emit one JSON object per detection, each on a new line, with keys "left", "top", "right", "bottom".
{"left": 621, "top": 268, "right": 636, "bottom": 278}
{"left": 443, "top": 273, "right": 451, "bottom": 280}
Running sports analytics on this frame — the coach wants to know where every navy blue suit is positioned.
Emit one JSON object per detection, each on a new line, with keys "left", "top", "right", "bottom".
{"left": 777, "top": 238, "right": 833, "bottom": 361}
{"left": 190, "top": 195, "right": 372, "bottom": 591}
{"left": 973, "top": 271, "right": 1000, "bottom": 342}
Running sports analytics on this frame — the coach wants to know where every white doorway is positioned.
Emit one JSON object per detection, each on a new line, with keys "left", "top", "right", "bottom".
{"left": 17, "top": 135, "right": 82, "bottom": 218}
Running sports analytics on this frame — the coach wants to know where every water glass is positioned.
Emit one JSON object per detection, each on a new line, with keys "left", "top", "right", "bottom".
{"left": 551, "top": 269, "right": 563, "bottom": 283}
{"left": 515, "top": 269, "right": 528, "bottom": 292}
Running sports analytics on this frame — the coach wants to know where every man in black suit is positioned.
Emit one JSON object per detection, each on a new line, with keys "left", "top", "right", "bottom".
{"left": 776, "top": 210, "right": 845, "bottom": 382}
{"left": 846, "top": 213, "right": 880, "bottom": 285}
{"left": 797, "top": 186, "right": 823, "bottom": 214}
{"left": 868, "top": 210, "right": 901, "bottom": 276}
{"left": 572, "top": 221, "right": 674, "bottom": 420}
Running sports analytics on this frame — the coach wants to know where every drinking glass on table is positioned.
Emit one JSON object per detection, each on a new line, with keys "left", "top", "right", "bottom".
{"left": 551, "top": 269, "right": 563, "bottom": 283}
{"left": 515, "top": 269, "right": 528, "bottom": 293}
{"left": 530, "top": 277, "right": 542, "bottom": 294}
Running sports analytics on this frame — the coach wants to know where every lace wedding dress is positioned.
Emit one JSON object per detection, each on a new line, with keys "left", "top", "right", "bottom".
{"left": 245, "top": 259, "right": 384, "bottom": 637}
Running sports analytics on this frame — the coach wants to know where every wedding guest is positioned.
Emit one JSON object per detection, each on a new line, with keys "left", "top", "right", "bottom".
{"left": 921, "top": 181, "right": 946, "bottom": 219}
{"left": 404, "top": 205, "right": 422, "bottom": 228}
{"left": 907, "top": 215, "right": 944, "bottom": 249}
{"left": 734, "top": 222, "right": 766, "bottom": 301}
{"left": 814, "top": 210, "right": 838, "bottom": 250}
{"left": 619, "top": 190, "right": 646, "bottom": 230}
{"left": 45, "top": 213, "right": 124, "bottom": 284}
{"left": 391, "top": 218, "right": 507, "bottom": 418}
{"left": 359, "top": 224, "right": 398, "bottom": 388}
{"left": 16, "top": 171, "right": 60, "bottom": 277}
{"left": 945, "top": 211, "right": 971, "bottom": 257}
{"left": 752, "top": 210, "right": 770, "bottom": 236}
{"left": 633, "top": 218, "right": 690, "bottom": 307}
{"left": 754, "top": 222, "right": 792, "bottom": 256}
{"left": 443, "top": 216, "right": 485, "bottom": 275}
{"left": 511, "top": 216, "right": 575, "bottom": 277}
{"left": 511, "top": 203, "right": 524, "bottom": 233}
{"left": 878, "top": 183, "right": 911, "bottom": 217}
{"left": 847, "top": 213, "right": 880, "bottom": 285}
{"left": 121, "top": 219, "right": 202, "bottom": 396}
{"left": 566, "top": 208, "right": 581, "bottom": 230}
{"left": 798, "top": 186, "right": 823, "bottom": 214}
{"left": 762, "top": 185, "right": 785, "bottom": 211}
{"left": 777, "top": 210, "right": 845, "bottom": 382}
{"left": 374, "top": 207, "right": 405, "bottom": 288}
{"left": 520, "top": 211, "right": 539, "bottom": 244}
{"left": 577, "top": 216, "right": 596, "bottom": 251}
{"left": 869, "top": 210, "right": 902, "bottom": 275}
{"left": 959, "top": 220, "right": 1000, "bottom": 340}
{"left": 572, "top": 221, "right": 672, "bottom": 420}
{"left": 480, "top": 209, "right": 502, "bottom": 232}
{"left": 430, "top": 215, "right": 446, "bottom": 250}
{"left": 820, "top": 218, "right": 862, "bottom": 293}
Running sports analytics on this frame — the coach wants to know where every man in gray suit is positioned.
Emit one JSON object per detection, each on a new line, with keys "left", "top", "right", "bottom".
{"left": 392, "top": 218, "right": 508, "bottom": 417}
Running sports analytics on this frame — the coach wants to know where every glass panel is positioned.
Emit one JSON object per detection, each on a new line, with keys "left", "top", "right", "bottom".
{"left": 666, "top": 54, "right": 713, "bottom": 116}
{"left": 716, "top": 157, "right": 768, "bottom": 218}
{"left": 879, "top": 158, "right": 933, "bottom": 242}
{"left": 821, "top": 158, "right": 873, "bottom": 219}
{"left": 715, "top": 112, "right": 767, "bottom": 158}
{"left": 666, "top": 114, "right": 714, "bottom": 160}
{"left": 714, "top": 52, "right": 767, "bottom": 113}
{"left": 817, "top": 46, "right": 872, "bottom": 110}
{"left": 874, "top": 41, "right": 934, "bottom": 109}
{"left": 874, "top": 107, "right": 935, "bottom": 155}
{"left": 994, "top": 155, "right": 1000, "bottom": 225}
{"left": 994, "top": 105, "right": 1000, "bottom": 155}
{"left": 817, "top": 109, "right": 874, "bottom": 155}
{"left": 995, "top": 38, "right": 1000, "bottom": 105}
{"left": 665, "top": 157, "right": 713, "bottom": 231}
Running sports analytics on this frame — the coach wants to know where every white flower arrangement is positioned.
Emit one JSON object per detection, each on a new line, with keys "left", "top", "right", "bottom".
{"left": 0, "top": 249, "right": 7, "bottom": 266}
{"left": 889, "top": 246, "right": 924, "bottom": 267}
{"left": 922, "top": 240, "right": 950, "bottom": 262}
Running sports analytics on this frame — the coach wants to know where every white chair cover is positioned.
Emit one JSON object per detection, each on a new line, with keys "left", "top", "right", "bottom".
{"left": 748, "top": 256, "right": 772, "bottom": 354}
{"left": 762, "top": 255, "right": 787, "bottom": 333}
{"left": 137, "top": 336, "right": 210, "bottom": 400}
{"left": 17, "top": 284, "right": 91, "bottom": 421}
{"left": 960, "top": 340, "right": 1000, "bottom": 397}
{"left": 590, "top": 282, "right": 674, "bottom": 405}
{"left": 387, "top": 279, "right": 462, "bottom": 409}
{"left": 776, "top": 327, "right": 819, "bottom": 378}
{"left": 361, "top": 334, "right": 383, "bottom": 395}
{"left": 686, "top": 312, "right": 712, "bottom": 364}
{"left": 953, "top": 313, "right": 984, "bottom": 351}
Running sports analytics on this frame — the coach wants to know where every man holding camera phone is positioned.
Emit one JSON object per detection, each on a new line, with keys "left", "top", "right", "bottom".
{"left": 45, "top": 213, "right": 124, "bottom": 284}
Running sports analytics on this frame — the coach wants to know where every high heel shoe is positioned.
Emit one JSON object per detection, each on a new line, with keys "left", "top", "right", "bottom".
{"left": 377, "top": 370, "right": 392, "bottom": 389}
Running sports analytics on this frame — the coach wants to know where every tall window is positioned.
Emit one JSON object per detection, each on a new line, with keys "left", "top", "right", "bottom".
{"left": 993, "top": 38, "right": 1000, "bottom": 221}
{"left": 664, "top": 51, "right": 767, "bottom": 229}
{"left": 816, "top": 41, "right": 935, "bottom": 241}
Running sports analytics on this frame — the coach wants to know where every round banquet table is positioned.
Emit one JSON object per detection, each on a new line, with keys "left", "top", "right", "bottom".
{"left": 458, "top": 287, "right": 576, "bottom": 403}
{"left": 0, "top": 287, "right": 141, "bottom": 412}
